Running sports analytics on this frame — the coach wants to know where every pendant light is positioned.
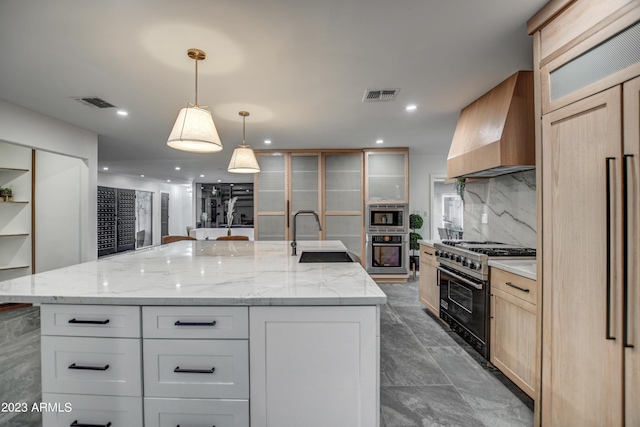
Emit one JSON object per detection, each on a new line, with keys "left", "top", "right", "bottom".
{"left": 228, "top": 111, "right": 260, "bottom": 174}
{"left": 167, "top": 49, "right": 223, "bottom": 153}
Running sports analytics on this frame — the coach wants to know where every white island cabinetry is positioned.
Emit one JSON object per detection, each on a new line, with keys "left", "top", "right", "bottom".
{"left": 0, "top": 240, "right": 386, "bottom": 427}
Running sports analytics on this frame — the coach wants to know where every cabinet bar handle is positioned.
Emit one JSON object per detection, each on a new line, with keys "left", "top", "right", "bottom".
{"left": 68, "top": 318, "right": 110, "bottom": 325}
{"left": 174, "top": 366, "right": 215, "bottom": 374}
{"left": 605, "top": 157, "right": 616, "bottom": 340}
{"left": 174, "top": 320, "right": 217, "bottom": 326}
{"left": 623, "top": 154, "right": 634, "bottom": 348}
{"left": 423, "top": 251, "right": 434, "bottom": 256}
{"left": 70, "top": 421, "right": 111, "bottom": 427}
{"left": 68, "top": 363, "right": 110, "bottom": 371}
{"left": 505, "top": 281, "right": 530, "bottom": 293}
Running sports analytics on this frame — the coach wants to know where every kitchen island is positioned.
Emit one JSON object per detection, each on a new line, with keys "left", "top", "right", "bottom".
{"left": 0, "top": 240, "right": 386, "bottom": 427}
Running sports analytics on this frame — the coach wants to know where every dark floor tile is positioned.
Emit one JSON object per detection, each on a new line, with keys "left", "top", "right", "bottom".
{"left": 378, "top": 283, "right": 422, "bottom": 307}
{"left": 394, "top": 306, "right": 457, "bottom": 348}
{"left": 428, "top": 346, "right": 533, "bottom": 426}
{"left": 381, "top": 324, "right": 451, "bottom": 387}
{"left": 0, "top": 306, "right": 40, "bottom": 343}
{"left": 380, "top": 303, "right": 404, "bottom": 328}
{"left": 381, "top": 385, "right": 486, "bottom": 427}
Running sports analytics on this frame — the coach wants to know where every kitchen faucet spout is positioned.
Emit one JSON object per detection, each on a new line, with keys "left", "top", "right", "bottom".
{"left": 291, "top": 210, "right": 322, "bottom": 256}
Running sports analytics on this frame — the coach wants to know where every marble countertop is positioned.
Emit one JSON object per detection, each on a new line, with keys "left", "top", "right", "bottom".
{"left": 488, "top": 259, "right": 537, "bottom": 281}
{"left": 0, "top": 241, "right": 386, "bottom": 306}
{"left": 417, "top": 239, "right": 440, "bottom": 248}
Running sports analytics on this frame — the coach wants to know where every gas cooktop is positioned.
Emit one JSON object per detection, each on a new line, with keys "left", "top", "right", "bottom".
{"left": 434, "top": 240, "right": 536, "bottom": 280}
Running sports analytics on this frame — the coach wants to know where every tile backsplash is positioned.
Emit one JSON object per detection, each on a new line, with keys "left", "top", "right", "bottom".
{"left": 463, "top": 170, "right": 536, "bottom": 248}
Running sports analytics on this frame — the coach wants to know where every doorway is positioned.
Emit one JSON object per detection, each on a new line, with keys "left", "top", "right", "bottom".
{"left": 430, "top": 176, "right": 463, "bottom": 240}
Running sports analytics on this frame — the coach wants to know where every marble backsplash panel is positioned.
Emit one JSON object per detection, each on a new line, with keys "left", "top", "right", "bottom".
{"left": 463, "top": 170, "right": 536, "bottom": 248}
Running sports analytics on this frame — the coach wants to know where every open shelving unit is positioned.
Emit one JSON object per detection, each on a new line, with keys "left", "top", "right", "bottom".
{"left": 0, "top": 143, "right": 33, "bottom": 286}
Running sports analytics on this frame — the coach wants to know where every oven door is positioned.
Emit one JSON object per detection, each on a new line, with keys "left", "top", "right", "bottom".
{"left": 438, "top": 265, "right": 488, "bottom": 356}
{"left": 365, "top": 236, "right": 408, "bottom": 275}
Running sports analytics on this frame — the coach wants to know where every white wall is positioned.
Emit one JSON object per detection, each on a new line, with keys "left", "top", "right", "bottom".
{"left": 408, "top": 153, "right": 448, "bottom": 239}
{"left": 0, "top": 99, "right": 98, "bottom": 269}
{"left": 98, "top": 174, "right": 194, "bottom": 245}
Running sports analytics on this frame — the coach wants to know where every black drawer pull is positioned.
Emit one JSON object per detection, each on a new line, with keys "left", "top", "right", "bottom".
{"left": 68, "top": 318, "right": 110, "bottom": 325}
{"left": 174, "top": 366, "right": 215, "bottom": 374}
{"left": 174, "top": 320, "right": 217, "bottom": 326}
{"left": 505, "top": 282, "right": 530, "bottom": 293}
{"left": 68, "top": 363, "right": 110, "bottom": 371}
{"left": 70, "top": 421, "right": 111, "bottom": 427}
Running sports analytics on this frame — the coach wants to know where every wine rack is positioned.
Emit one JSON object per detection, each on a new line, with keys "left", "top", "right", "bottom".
{"left": 97, "top": 186, "right": 135, "bottom": 256}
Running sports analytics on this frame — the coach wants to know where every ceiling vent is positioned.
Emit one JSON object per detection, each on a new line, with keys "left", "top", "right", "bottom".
{"left": 72, "top": 97, "right": 117, "bottom": 109}
{"left": 362, "top": 88, "right": 399, "bottom": 102}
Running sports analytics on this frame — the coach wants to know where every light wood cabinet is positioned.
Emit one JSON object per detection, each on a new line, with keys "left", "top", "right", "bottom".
{"left": 490, "top": 268, "right": 537, "bottom": 399}
{"left": 364, "top": 149, "right": 408, "bottom": 203}
{"left": 530, "top": 3, "right": 640, "bottom": 425}
{"left": 418, "top": 244, "right": 439, "bottom": 317}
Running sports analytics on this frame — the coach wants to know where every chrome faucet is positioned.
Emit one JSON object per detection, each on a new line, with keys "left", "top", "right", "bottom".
{"left": 291, "top": 210, "right": 322, "bottom": 256}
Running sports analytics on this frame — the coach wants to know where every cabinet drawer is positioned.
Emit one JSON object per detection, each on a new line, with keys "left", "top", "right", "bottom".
{"left": 144, "top": 397, "right": 249, "bottom": 427}
{"left": 41, "top": 336, "right": 142, "bottom": 396}
{"left": 419, "top": 244, "right": 437, "bottom": 265}
{"left": 41, "top": 304, "right": 140, "bottom": 338}
{"left": 143, "top": 339, "right": 249, "bottom": 398}
{"left": 491, "top": 268, "right": 537, "bottom": 305}
{"left": 142, "top": 306, "right": 248, "bottom": 339}
{"left": 41, "top": 393, "right": 142, "bottom": 427}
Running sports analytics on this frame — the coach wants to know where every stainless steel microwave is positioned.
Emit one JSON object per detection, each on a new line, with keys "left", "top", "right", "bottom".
{"left": 366, "top": 204, "right": 408, "bottom": 233}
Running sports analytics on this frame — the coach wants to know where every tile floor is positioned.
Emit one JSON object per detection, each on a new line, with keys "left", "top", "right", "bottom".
{"left": 378, "top": 280, "right": 534, "bottom": 427}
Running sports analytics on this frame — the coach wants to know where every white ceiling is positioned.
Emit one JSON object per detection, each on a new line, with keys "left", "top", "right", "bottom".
{"left": 0, "top": 0, "right": 546, "bottom": 184}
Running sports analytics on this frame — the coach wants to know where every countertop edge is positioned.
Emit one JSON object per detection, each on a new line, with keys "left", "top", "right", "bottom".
{"left": 0, "top": 295, "right": 387, "bottom": 306}
{"left": 488, "top": 260, "right": 537, "bottom": 281}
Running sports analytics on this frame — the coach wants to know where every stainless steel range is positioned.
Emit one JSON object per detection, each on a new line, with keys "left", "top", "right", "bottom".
{"left": 434, "top": 240, "right": 536, "bottom": 358}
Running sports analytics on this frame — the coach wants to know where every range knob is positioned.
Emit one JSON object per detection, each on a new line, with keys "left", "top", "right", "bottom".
{"left": 474, "top": 261, "right": 482, "bottom": 270}
{"left": 435, "top": 250, "right": 442, "bottom": 257}
{"left": 460, "top": 256, "right": 467, "bottom": 266}
{"left": 455, "top": 255, "right": 462, "bottom": 262}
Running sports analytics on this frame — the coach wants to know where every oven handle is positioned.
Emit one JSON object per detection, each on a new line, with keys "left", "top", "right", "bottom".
{"left": 437, "top": 266, "right": 483, "bottom": 290}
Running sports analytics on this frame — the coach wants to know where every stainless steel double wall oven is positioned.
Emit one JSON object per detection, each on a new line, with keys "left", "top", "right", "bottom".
{"left": 365, "top": 204, "right": 409, "bottom": 275}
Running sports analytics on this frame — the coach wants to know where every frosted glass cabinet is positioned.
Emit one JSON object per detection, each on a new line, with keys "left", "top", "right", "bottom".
{"left": 254, "top": 151, "right": 364, "bottom": 257}
{"left": 365, "top": 149, "right": 408, "bottom": 203}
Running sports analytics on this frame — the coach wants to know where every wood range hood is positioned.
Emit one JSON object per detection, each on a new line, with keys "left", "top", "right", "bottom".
{"left": 447, "top": 70, "right": 535, "bottom": 179}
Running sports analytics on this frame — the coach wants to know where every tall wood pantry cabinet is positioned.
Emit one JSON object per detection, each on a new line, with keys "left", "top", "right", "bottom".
{"left": 529, "top": 1, "right": 640, "bottom": 425}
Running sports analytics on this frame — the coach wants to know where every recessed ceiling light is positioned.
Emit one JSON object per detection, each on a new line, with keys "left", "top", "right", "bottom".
{"left": 264, "top": 139, "right": 272, "bottom": 144}
{"left": 116, "top": 110, "right": 128, "bottom": 116}
{"left": 103, "top": 167, "right": 109, "bottom": 171}
{"left": 167, "top": 179, "right": 171, "bottom": 182}
{"left": 217, "top": 179, "right": 222, "bottom": 183}
{"left": 376, "top": 139, "right": 384, "bottom": 144}
{"left": 200, "top": 174, "right": 205, "bottom": 178}
{"left": 175, "top": 166, "right": 181, "bottom": 170}
{"left": 140, "top": 174, "right": 144, "bottom": 177}
{"left": 405, "top": 105, "right": 417, "bottom": 111}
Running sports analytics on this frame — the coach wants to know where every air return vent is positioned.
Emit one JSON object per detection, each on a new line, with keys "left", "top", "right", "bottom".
{"left": 362, "top": 88, "right": 399, "bottom": 102}
{"left": 73, "top": 97, "right": 117, "bottom": 109}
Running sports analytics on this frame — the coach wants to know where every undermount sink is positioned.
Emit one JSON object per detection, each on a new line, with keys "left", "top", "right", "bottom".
{"left": 299, "top": 251, "right": 356, "bottom": 263}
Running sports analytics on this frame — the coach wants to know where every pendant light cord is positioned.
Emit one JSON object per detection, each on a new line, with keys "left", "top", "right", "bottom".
{"left": 242, "top": 114, "right": 246, "bottom": 146}
{"left": 194, "top": 55, "right": 199, "bottom": 106}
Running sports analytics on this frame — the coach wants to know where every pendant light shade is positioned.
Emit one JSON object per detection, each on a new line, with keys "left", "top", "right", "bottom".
{"left": 167, "top": 105, "right": 222, "bottom": 153}
{"left": 167, "top": 49, "right": 222, "bottom": 153}
{"left": 228, "top": 111, "right": 260, "bottom": 174}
